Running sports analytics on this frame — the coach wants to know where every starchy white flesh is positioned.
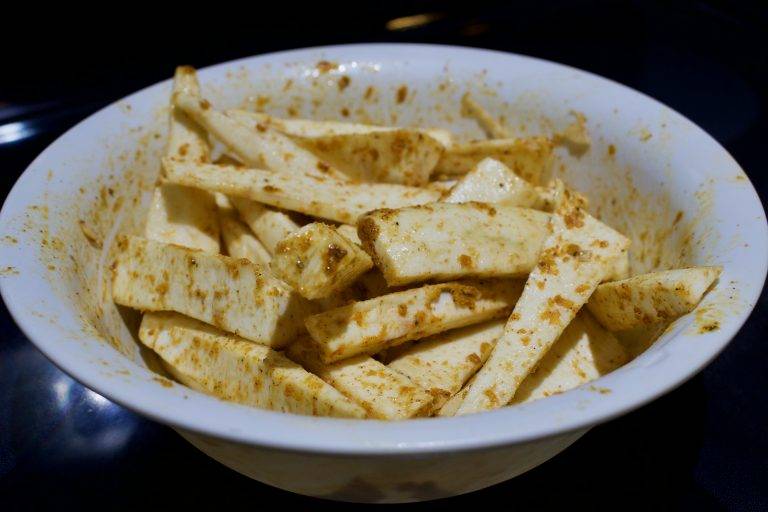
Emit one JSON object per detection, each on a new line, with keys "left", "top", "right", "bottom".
{"left": 454, "top": 209, "right": 630, "bottom": 415}
{"left": 388, "top": 319, "right": 505, "bottom": 410}
{"left": 112, "top": 236, "right": 310, "bottom": 347}
{"left": 335, "top": 224, "right": 362, "bottom": 245}
{"left": 227, "top": 111, "right": 443, "bottom": 186}
{"left": 140, "top": 312, "right": 365, "bottom": 418}
{"left": 306, "top": 279, "right": 523, "bottom": 363}
{"left": 358, "top": 202, "right": 551, "bottom": 286}
{"left": 587, "top": 266, "right": 722, "bottom": 331}
{"left": 229, "top": 197, "right": 299, "bottom": 255}
{"left": 173, "top": 83, "right": 348, "bottom": 181}
{"left": 228, "top": 110, "right": 454, "bottom": 148}
{"left": 554, "top": 111, "right": 591, "bottom": 156}
{"left": 144, "top": 185, "right": 220, "bottom": 253}
{"left": 287, "top": 338, "right": 434, "bottom": 419}
{"left": 606, "top": 249, "right": 630, "bottom": 281}
{"left": 434, "top": 137, "right": 553, "bottom": 184}
{"left": 144, "top": 67, "right": 219, "bottom": 253}
{"left": 270, "top": 222, "right": 374, "bottom": 300}
{"left": 219, "top": 207, "right": 271, "bottom": 265}
{"left": 444, "top": 158, "right": 544, "bottom": 208}
{"left": 510, "top": 312, "right": 628, "bottom": 404}
{"left": 163, "top": 159, "right": 441, "bottom": 224}
{"left": 166, "top": 66, "right": 211, "bottom": 164}
{"left": 460, "top": 93, "right": 511, "bottom": 139}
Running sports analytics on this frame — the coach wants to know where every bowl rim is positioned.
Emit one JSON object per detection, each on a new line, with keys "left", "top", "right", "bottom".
{"left": 2, "top": 43, "right": 766, "bottom": 456}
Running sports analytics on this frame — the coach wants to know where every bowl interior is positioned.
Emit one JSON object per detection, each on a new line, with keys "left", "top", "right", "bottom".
{"left": 1, "top": 44, "right": 765, "bottom": 453}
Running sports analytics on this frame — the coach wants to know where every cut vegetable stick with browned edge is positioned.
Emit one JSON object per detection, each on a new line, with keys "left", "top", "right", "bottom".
{"left": 388, "top": 319, "right": 506, "bottom": 411}
{"left": 460, "top": 93, "right": 511, "bottom": 139}
{"left": 587, "top": 266, "right": 722, "bottom": 331}
{"left": 434, "top": 137, "right": 554, "bottom": 184}
{"left": 358, "top": 202, "right": 551, "bottom": 286}
{"left": 453, "top": 209, "right": 630, "bottom": 415}
{"left": 172, "top": 78, "right": 348, "bottom": 181}
{"left": 112, "top": 236, "right": 310, "bottom": 348}
{"left": 270, "top": 222, "right": 373, "bottom": 300}
{"left": 229, "top": 197, "right": 300, "bottom": 255}
{"left": 306, "top": 279, "right": 523, "bottom": 363}
{"left": 509, "top": 311, "right": 629, "bottom": 404}
{"left": 140, "top": 312, "right": 366, "bottom": 418}
{"left": 227, "top": 110, "right": 454, "bottom": 148}
{"left": 219, "top": 204, "right": 271, "bottom": 265}
{"left": 443, "top": 158, "right": 544, "bottom": 208}
{"left": 163, "top": 159, "right": 441, "bottom": 224}
{"left": 145, "top": 67, "right": 219, "bottom": 253}
{"left": 287, "top": 338, "right": 434, "bottom": 419}
{"left": 227, "top": 110, "right": 443, "bottom": 186}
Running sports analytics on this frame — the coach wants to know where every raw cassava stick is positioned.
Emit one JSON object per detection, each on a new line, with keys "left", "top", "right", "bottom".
{"left": 173, "top": 79, "right": 349, "bottom": 181}
{"left": 287, "top": 338, "right": 434, "bottom": 419}
{"left": 434, "top": 137, "right": 553, "bottom": 183}
{"left": 443, "top": 158, "right": 546, "bottom": 208}
{"left": 587, "top": 267, "right": 722, "bottom": 331}
{"left": 140, "top": 312, "right": 365, "bottom": 418}
{"left": 226, "top": 110, "right": 443, "bottom": 186}
{"left": 229, "top": 197, "right": 300, "bottom": 255}
{"left": 227, "top": 110, "right": 454, "bottom": 148}
{"left": 112, "top": 236, "right": 310, "bottom": 348}
{"left": 460, "top": 93, "right": 511, "bottom": 139}
{"left": 388, "top": 319, "right": 506, "bottom": 411}
{"left": 162, "top": 159, "right": 441, "bottom": 224}
{"left": 453, "top": 207, "right": 630, "bottom": 415}
{"left": 145, "top": 66, "right": 219, "bottom": 253}
{"left": 270, "top": 222, "right": 373, "bottom": 300}
{"left": 218, "top": 197, "right": 271, "bottom": 265}
{"left": 305, "top": 279, "right": 523, "bottom": 363}
{"left": 358, "top": 202, "right": 551, "bottom": 286}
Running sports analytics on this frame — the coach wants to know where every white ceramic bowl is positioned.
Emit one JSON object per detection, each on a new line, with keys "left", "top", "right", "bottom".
{"left": 1, "top": 44, "right": 766, "bottom": 503}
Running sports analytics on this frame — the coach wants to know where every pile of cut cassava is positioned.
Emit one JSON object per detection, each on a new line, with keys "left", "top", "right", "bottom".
{"left": 112, "top": 66, "right": 721, "bottom": 419}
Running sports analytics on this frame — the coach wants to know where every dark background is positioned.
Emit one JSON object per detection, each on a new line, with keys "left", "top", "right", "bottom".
{"left": 1, "top": 1, "right": 766, "bottom": 510}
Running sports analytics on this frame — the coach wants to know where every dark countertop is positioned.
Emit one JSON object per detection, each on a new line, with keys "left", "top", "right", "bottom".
{"left": 1, "top": 3, "right": 766, "bottom": 510}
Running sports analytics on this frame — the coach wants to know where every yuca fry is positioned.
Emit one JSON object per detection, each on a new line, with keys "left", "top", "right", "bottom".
{"left": 140, "top": 312, "right": 365, "bottom": 418}
{"left": 145, "top": 67, "right": 219, "bottom": 253}
{"left": 454, "top": 210, "right": 630, "bottom": 415}
{"left": 227, "top": 110, "right": 454, "bottom": 148}
{"left": 163, "top": 159, "right": 441, "bottom": 224}
{"left": 287, "top": 338, "right": 434, "bottom": 419}
{"left": 229, "top": 197, "right": 300, "bottom": 255}
{"left": 554, "top": 111, "right": 591, "bottom": 156}
{"left": 444, "top": 158, "right": 544, "bottom": 208}
{"left": 227, "top": 110, "right": 443, "bottom": 186}
{"left": 306, "top": 279, "right": 523, "bottom": 363}
{"left": 270, "top": 222, "right": 374, "bottom": 300}
{"left": 219, "top": 205, "right": 271, "bottom": 265}
{"left": 460, "top": 92, "right": 511, "bottom": 139}
{"left": 112, "top": 236, "right": 310, "bottom": 348}
{"left": 587, "top": 266, "right": 722, "bottom": 331}
{"left": 358, "top": 202, "right": 551, "bottom": 286}
{"left": 172, "top": 82, "right": 348, "bottom": 181}
{"left": 388, "top": 319, "right": 506, "bottom": 410}
{"left": 510, "top": 311, "right": 629, "bottom": 404}
{"left": 434, "top": 137, "right": 553, "bottom": 184}
{"left": 335, "top": 224, "right": 362, "bottom": 245}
